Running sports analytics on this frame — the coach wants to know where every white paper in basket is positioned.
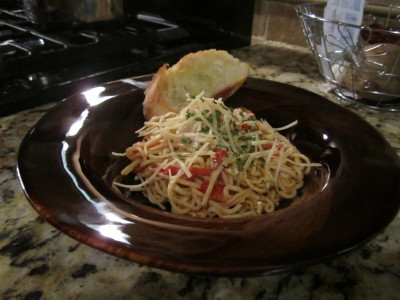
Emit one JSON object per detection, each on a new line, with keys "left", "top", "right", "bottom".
{"left": 319, "top": 0, "right": 365, "bottom": 88}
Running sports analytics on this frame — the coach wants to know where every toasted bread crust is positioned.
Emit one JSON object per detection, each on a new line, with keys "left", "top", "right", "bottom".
{"left": 142, "top": 49, "right": 249, "bottom": 120}
{"left": 143, "top": 64, "right": 169, "bottom": 119}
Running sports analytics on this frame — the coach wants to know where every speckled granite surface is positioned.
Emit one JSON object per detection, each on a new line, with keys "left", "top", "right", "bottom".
{"left": 1, "top": 42, "right": 399, "bottom": 299}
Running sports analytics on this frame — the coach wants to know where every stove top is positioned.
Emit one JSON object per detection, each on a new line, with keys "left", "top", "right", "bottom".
{"left": 0, "top": 3, "right": 252, "bottom": 115}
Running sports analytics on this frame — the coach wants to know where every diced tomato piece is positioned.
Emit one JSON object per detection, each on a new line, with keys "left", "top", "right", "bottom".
{"left": 189, "top": 167, "right": 212, "bottom": 177}
{"left": 241, "top": 123, "right": 251, "bottom": 131}
{"left": 211, "top": 184, "right": 225, "bottom": 200}
{"left": 200, "top": 181, "right": 225, "bottom": 201}
{"left": 262, "top": 142, "right": 284, "bottom": 151}
{"left": 159, "top": 165, "right": 180, "bottom": 175}
{"left": 214, "top": 149, "right": 228, "bottom": 168}
{"left": 199, "top": 181, "right": 208, "bottom": 193}
{"left": 262, "top": 143, "right": 273, "bottom": 150}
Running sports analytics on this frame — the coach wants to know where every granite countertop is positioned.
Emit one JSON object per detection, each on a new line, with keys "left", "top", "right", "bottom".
{"left": 1, "top": 42, "right": 399, "bottom": 299}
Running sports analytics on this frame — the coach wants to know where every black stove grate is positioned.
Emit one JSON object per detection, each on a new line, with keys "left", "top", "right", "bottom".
{"left": 0, "top": 5, "right": 247, "bottom": 115}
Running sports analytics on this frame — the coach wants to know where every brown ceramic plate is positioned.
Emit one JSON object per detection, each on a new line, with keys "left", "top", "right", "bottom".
{"left": 17, "top": 76, "right": 400, "bottom": 276}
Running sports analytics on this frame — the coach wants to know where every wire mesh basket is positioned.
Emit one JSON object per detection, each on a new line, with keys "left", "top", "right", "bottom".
{"left": 296, "top": 3, "right": 400, "bottom": 111}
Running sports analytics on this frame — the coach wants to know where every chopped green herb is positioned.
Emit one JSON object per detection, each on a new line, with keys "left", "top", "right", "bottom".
{"left": 200, "top": 127, "right": 209, "bottom": 133}
{"left": 233, "top": 152, "right": 245, "bottom": 171}
{"left": 181, "top": 137, "right": 192, "bottom": 144}
{"left": 185, "top": 111, "right": 195, "bottom": 119}
{"left": 240, "top": 135, "right": 254, "bottom": 141}
{"left": 231, "top": 128, "right": 239, "bottom": 136}
{"left": 240, "top": 144, "right": 252, "bottom": 153}
{"left": 215, "top": 110, "right": 222, "bottom": 121}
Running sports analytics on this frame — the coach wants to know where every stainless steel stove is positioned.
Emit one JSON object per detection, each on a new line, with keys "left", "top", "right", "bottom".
{"left": 0, "top": 1, "right": 254, "bottom": 115}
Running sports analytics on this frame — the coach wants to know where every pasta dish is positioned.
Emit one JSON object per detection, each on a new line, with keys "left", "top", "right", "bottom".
{"left": 113, "top": 93, "right": 318, "bottom": 218}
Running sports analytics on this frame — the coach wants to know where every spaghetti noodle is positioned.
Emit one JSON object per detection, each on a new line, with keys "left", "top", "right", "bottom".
{"left": 113, "top": 93, "right": 318, "bottom": 218}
